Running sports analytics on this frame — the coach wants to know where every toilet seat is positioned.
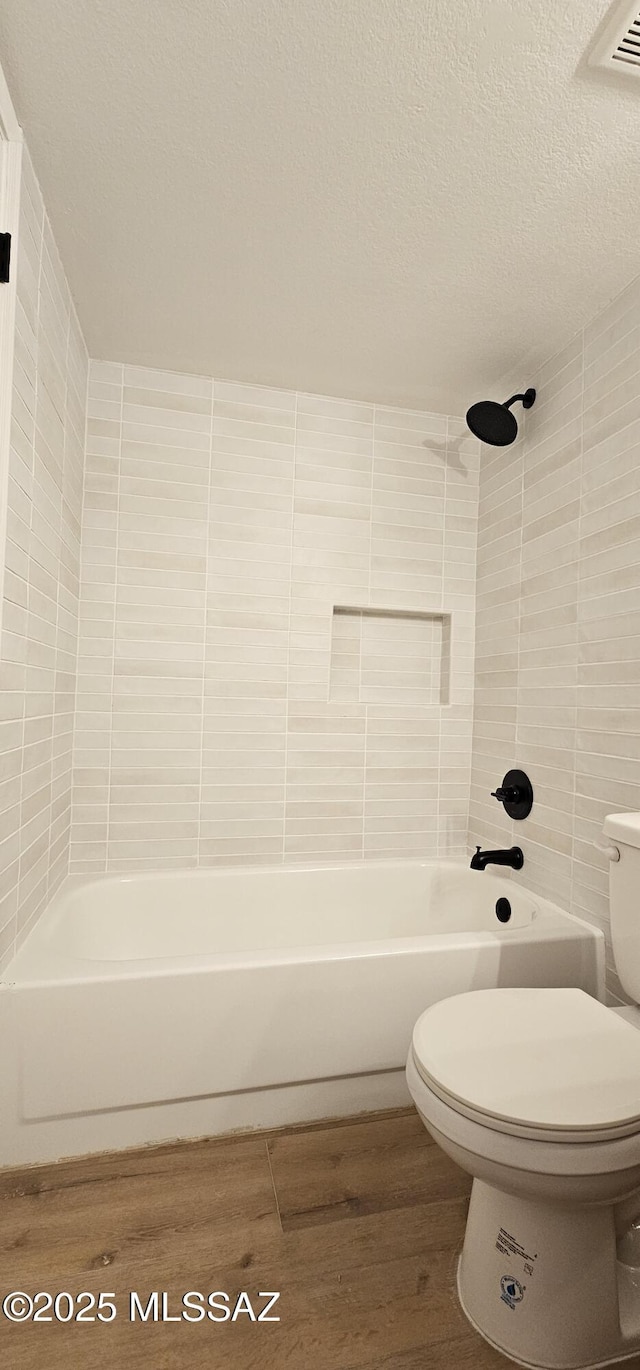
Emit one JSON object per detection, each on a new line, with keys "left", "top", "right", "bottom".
{"left": 411, "top": 987, "right": 640, "bottom": 1143}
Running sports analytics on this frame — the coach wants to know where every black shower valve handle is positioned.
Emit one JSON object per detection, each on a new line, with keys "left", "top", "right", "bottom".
{"left": 491, "top": 785, "right": 521, "bottom": 804}
{"left": 489, "top": 769, "right": 534, "bottom": 821}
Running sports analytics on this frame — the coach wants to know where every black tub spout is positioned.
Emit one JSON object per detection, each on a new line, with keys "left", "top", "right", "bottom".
{"left": 470, "top": 846, "right": 523, "bottom": 872}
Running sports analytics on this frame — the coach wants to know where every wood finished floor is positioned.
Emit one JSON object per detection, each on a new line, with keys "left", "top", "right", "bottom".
{"left": 1, "top": 1106, "right": 635, "bottom": 1370}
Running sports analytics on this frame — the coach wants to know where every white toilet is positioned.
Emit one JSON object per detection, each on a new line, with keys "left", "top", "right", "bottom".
{"left": 406, "top": 812, "right": 640, "bottom": 1370}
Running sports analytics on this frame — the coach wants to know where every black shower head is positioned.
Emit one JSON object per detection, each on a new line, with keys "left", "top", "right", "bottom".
{"left": 466, "top": 388, "right": 536, "bottom": 446}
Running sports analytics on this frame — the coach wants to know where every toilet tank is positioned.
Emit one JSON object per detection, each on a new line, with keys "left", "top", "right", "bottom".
{"left": 603, "top": 812, "right": 640, "bottom": 1003}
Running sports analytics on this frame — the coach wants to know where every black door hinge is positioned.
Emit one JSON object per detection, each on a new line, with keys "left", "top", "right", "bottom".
{"left": 0, "top": 233, "right": 11, "bottom": 284}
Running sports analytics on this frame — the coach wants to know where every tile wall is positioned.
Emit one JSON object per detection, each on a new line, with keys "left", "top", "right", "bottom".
{"left": 469, "top": 273, "right": 640, "bottom": 999}
{"left": 0, "top": 149, "right": 88, "bottom": 974}
{"left": 71, "top": 364, "right": 478, "bottom": 871}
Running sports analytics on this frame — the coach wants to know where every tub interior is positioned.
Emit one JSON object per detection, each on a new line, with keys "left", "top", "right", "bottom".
{"left": 34, "top": 862, "right": 536, "bottom": 964}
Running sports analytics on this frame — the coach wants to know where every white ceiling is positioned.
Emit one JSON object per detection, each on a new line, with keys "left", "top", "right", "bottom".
{"left": 0, "top": 0, "right": 638, "bottom": 413}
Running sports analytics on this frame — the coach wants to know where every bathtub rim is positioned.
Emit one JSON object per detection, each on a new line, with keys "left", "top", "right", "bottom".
{"left": 3, "top": 859, "right": 604, "bottom": 990}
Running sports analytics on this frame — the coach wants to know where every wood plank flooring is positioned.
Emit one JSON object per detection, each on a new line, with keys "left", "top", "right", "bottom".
{"left": 0, "top": 1106, "right": 632, "bottom": 1370}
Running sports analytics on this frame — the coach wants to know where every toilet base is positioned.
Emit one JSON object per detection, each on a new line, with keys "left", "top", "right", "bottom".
{"left": 457, "top": 1180, "right": 640, "bottom": 1370}
{"left": 458, "top": 1270, "right": 640, "bottom": 1370}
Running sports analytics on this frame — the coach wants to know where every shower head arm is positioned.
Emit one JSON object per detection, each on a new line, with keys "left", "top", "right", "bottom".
{"left": 503, "top": 388, "right": 536, "bottom": 411}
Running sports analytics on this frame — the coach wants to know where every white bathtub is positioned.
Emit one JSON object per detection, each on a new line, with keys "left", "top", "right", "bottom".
{"left": 0, "top": 860, "right": 603, "bottom": 1164}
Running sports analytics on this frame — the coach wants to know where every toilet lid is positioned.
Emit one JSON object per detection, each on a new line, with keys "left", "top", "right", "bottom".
{"left": 412, "top": 988, "right": 640, "bottom": 1139}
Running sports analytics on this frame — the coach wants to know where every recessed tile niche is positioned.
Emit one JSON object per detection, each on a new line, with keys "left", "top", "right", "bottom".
{"left": 329, "top": 606, "right": 451, "bottom": 707}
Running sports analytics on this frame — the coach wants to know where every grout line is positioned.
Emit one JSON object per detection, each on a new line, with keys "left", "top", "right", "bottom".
{"left": 69, "top": 327, "right": 91, "bottom": 877}
{"left": 13, "top": 189, "right": 44, "bottom": 960}
{"left": 265, "top": 1140, "right": 284, "bottom": 1234}
{"left": 50, "top": 254, "right": 71, "bottom": 901}
{"left": 362, "top": 406, "right": 375, "bottom": 860}
{"left": 438, "top": 417, "right": 447, "bottom": 857}
{"left": 513, "top": 417, "right": 525, "bottom": 866}
{"left": 570, "top": 327, "right": 585, "bottom": 926}
{"left": 105, "top": 365, "right": 123, "bottom": 874}
{"left": 282, "top": 395, "right": 297, "bottom": 866}
{"left": 197, "top": 378, "right": 214, "bottom": 868}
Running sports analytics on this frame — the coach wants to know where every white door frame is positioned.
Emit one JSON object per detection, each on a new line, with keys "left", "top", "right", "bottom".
{"left": 0, "top": 59, "right": 22, "bottom": 643}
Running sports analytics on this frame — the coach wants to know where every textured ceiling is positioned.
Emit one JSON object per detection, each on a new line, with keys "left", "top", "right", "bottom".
{"left": 0, "top": 0, "right": 638, "bottom": 412}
